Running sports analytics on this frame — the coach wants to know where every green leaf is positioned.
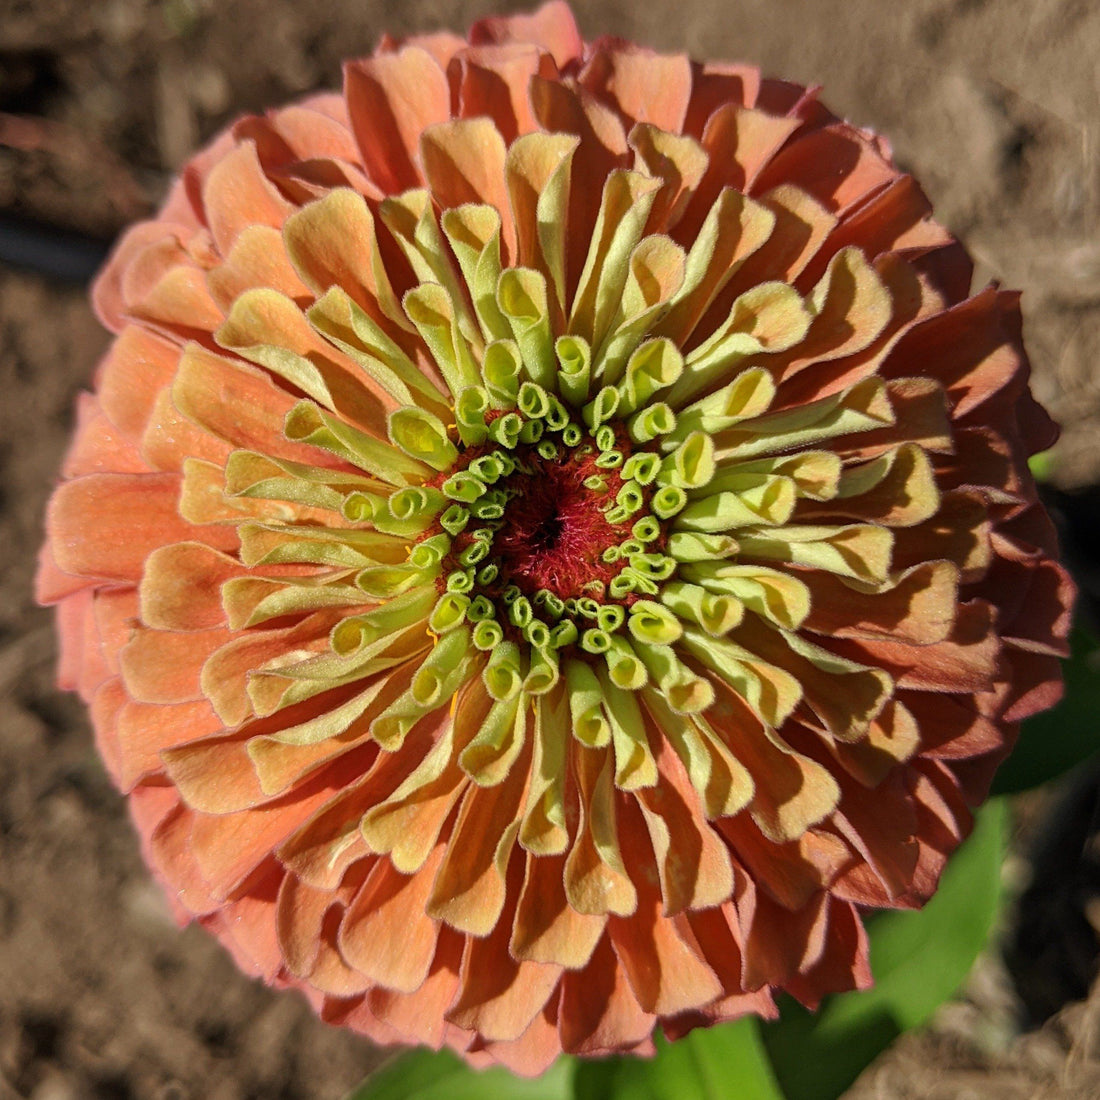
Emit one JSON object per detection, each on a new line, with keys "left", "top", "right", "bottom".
{"left": 759, "top": 797, "right": 1008, "bottom": 1100}
{"left": 993, "top": 622, "right": 1100, "bottom": 795}
{"left": 574, "top": 1020, "right": 783, "bottom": 1100}
{"left": 346, "top": 1047, "right": 575, "bottom": 1100}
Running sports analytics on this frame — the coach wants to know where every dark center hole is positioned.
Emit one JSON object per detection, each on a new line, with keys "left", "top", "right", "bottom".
{"left": 529, "top": 510, "right": 564, "bottom": 553}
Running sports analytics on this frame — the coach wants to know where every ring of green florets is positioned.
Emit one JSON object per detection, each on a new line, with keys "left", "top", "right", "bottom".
{"left": 419, "top": 381, "right": 690, "bottom": 689}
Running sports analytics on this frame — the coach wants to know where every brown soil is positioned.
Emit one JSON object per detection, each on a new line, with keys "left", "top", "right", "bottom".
{"left": 2, "top": 1, "right": 1099, "bottom": 1097}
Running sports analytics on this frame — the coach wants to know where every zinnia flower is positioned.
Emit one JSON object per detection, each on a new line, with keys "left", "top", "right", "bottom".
{"left": 37, "top": 0, "right": 1074, "bottom": 1076}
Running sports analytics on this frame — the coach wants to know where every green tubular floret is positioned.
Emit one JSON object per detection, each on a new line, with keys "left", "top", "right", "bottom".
{"left": 544, "top": 396, "right": 570, "bottom": 431}
{"left": 518, "top": 418, "right": 544, "bottom": 444}
{"left": 566, "top": 660, "right": 610, "bottom": 747}
{"left": 582, "top": 385, "right": 620, "bottom": 429}
{"left": 467, "top": 594, "right": 495, "bottom": 621}
{"left": 458, "top": 540, "right": 490, "bottom": 567}
{"left": 524, "top": 645, "right": 559, "bottom": 694}
{"left": 484, "top": 640, "right": 523, "bottom": 701}
{"left": 632, "top": 516, "right": 661, "bottom": 543}
{"left": 594, "top": 424, "right": 617, "bottom": 452}
{"left": 621, "top": 452, "right": 660, "bottom": 484}
{"left": 618, "top": 567, "right": 659, "bottom": 596}
{"left": 583, "top": 474, "right": 609, "bottom": 493}
{"left": 488, "top": 412, "right": 524, "bottom": 447}
{"left": 603, "top": 634, "right": 648, "bottom": 690}
{"left": 534, "top": 589, "right": 566, "bottom": 620}
{"left": 387, "top": 406, "right": 459, "bottom": 471}
{"left": 470, "top": 498, "right": 505, "bottom": 520}
{"left": 429, "top": 592, "right": 470, "bottom": 632}
{"left": 628, "top": 552, "right": 677, "bottom": 581}
{"left": 580, "top": 627, "right": 612, "bottom": 654}
{"left": 442, "top": 470, "right": 487, "bottom": 502}
{"left": 661, "top": 431, "right": 716, "bottom": 489}
{"left": 635, "top": 640, "right": 715, "bottom": 714}
{"left": 524, "top": 619, "right": 551, "bottom": 648}
{"left": 476, "top": 563, "right": 499, "bottom": 585}
{"left": 555, "top": 334, "right": 591, "bottom": 406}
{"left": 517, "top": 381, "right": 551, "bottom": 420}
{"left": 446, "top": 568, "right": 475, "bottom": 593}
{"left": 408, "top": 532, "right": 452, "bottom": 569}
{"left": 341, "top": 490, "right": 385, "bottom": 524}
{"left": 595, "top": 449, "right": 624, "bottom": 470}
{"left": 509, "top": 596, "right": 534, "bottom": 628}
{"left": 355, "top": 563, "right": 431, "bottom": 598}
{"left": 627, "top": 598, "right": 683, "bottom": 644}
{"left": 618, "top": 538, "right": 645, "bottom": 556}
{"left": 596, "top": 604, "right": 626, "bottom": 633}
{"left": 482, "top": 339, "right": 522, "bottom": 406}
{"left": 628, "top": 403, "right": 676, "bottom": 443}
{"left": 666, "top": 530, "right": 738, "bottom": 562}
{"left": 615, "top": 483, "right": 645, "bottom": 515}
{"left": 561, "top": 423, "right": 583, "bottom": 447}
{"left": 388, "top": 485, "right": 445, "bottom": 522}
{"left": 468, "top": 453, "right": 504, "bottom": 483}
{"left": 601, "top": 545, "right": 622, "bottom": 564}
{"left": 455, "top": 386, "right": 491, "bottom": 446}
{"left": 651, "top": 484, "right": 688, "bottom": 519}
{"left": 537, "top": 440, "right": 560, "bottom": 461}
{"left": 575, "top": 596, "right": 600, "bottom": 619}
{"left": 501, "top": 584, "right": 522, "bottom": 605}
{"left": 472, "top": 618, "right": 504, "bottom": 650}
{"left": 608, "top": 572, "right": 637, "bottom": 599}
{"left": 440, "top": 504, "right": 470, "bottom": 536}
{"left": 412, "top": 628, "right": 471, "bottom": 707}
{"left": 549, "top": 619, "right": 579, "bottom": 649}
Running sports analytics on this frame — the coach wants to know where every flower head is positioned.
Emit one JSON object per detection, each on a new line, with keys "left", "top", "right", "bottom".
{"left": 38, "top": 1, "right": 1073, "bottom": 1075}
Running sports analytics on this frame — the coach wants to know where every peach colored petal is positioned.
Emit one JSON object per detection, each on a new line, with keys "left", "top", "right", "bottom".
{"left": 119, "top": 624, "right": 228, "bottom": 704}
{"left": 580, "top": 45, "right": 693, "bottom": 134}
{"left": 607, "top": 892, "right": 723, "bottom": 1017}
{"left": 171, "top": 344, "right": 342, "bottom": 465}
{"left": 139, "top": 542, "right": 245, "bottom": 631}
{"left": 116, "top": 697, "right": 223, "bottom": 789}
{"left": 344, "top": 48, "right": 450, "bottom": 194}
{"left": 209, "top": 872, "right": 285, "bottom": 981}
{"left": 426, "top": 755, "right": 528, "bottom": 935}
{"left": 338, "top": 847, "right": 443, "bottom": 992}
{"left": 95, "top": 325, "right": 180, "bottom": 440}
{"left": 49, "top": 472, "right": 233, "bottom": 583}
{"left": 206, "top": 224, "right": 312, "bottom": 312}
{"left": 89, "top": 676, "right": 126, "bottom": 781}
{"left": 61, "top": 395, "right": 147, "bottom": 477}
{"left": 684, "top": 61, "right": 761, "bottom": 136}
{"left": 754, "top": 123, "right": 899, "bottom": 215}
{"left": 364, "top": 928, "right": 465, "bottom": 1049}
{"left": 454, "top": 45, "right": 557, "bottom": 144}
{"left": 201, "top": 140, "right": 297, "bottom": 257}
{"left": 511, "top": 851, "right": 606, "bottom": 969}
{"left": 55, "top": 588, "right": 94, "bottom": 694}
{"left": 559, "top": 934, "right": 655, "bottom": 1054}
{"left": 469, "top": 1, "right": 583, "bottom": 70}
{"left": 446, "top": 883, "right": 563, "bottom": 1043}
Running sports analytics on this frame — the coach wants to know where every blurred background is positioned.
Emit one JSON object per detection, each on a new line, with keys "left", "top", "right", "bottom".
{"left": 2, "top": 1, "right": 1099, "bottom": 1097}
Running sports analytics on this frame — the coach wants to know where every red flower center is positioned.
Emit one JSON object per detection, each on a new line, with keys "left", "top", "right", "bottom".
{"left": 494, "top": 453, "right": 622, "bottom": 601}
